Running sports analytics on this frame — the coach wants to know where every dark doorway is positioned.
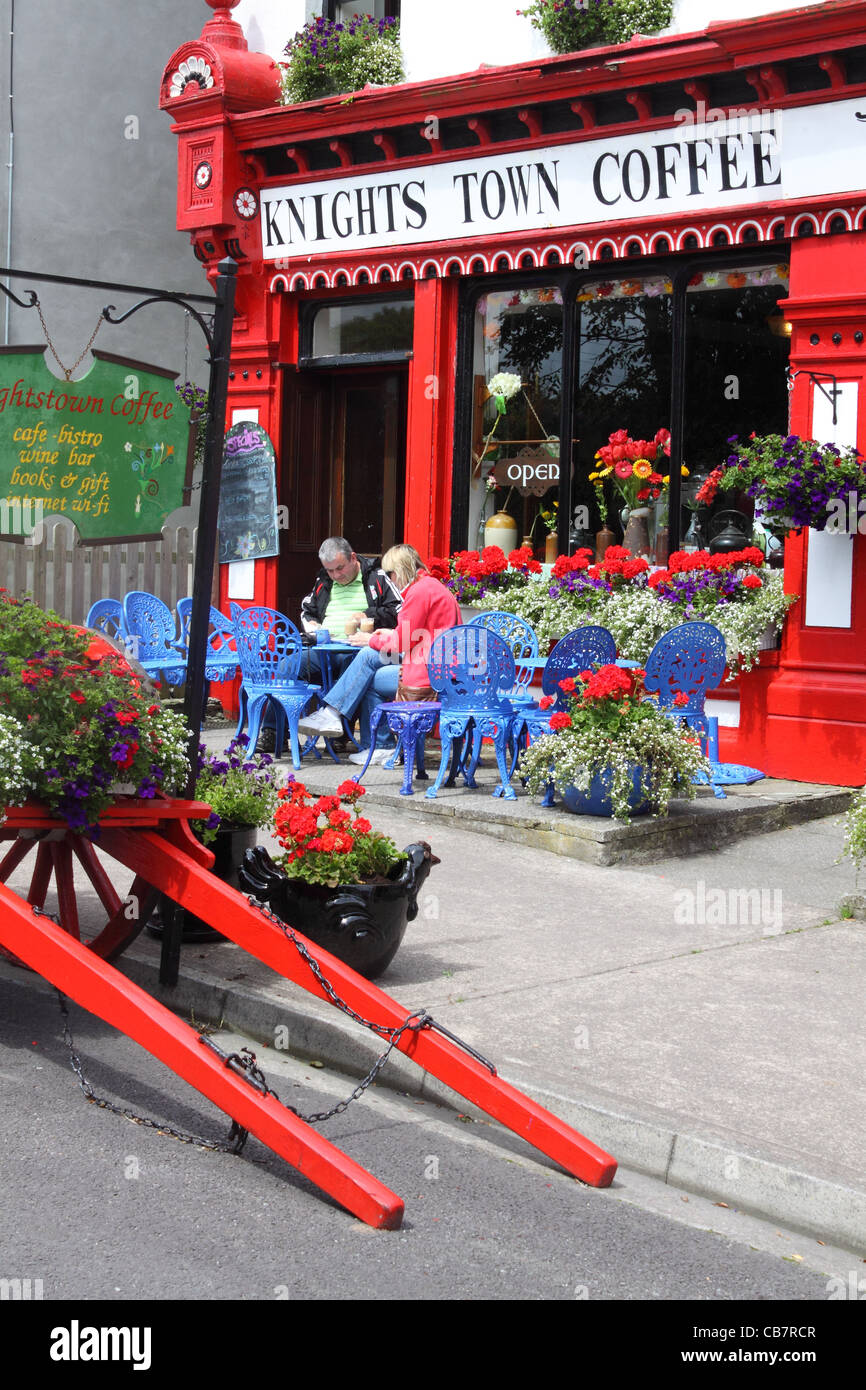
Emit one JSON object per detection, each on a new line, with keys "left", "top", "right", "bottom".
{"left": 279, "top": 368, "right": 407, "bottom": 621}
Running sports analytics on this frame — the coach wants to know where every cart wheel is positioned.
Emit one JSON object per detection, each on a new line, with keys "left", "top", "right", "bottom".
{"left": 0, "top": 831, "right": 157, "bottom": 964}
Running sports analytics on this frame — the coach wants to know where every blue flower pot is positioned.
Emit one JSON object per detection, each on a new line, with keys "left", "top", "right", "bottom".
{"left": 560, "top": 765, "right": 654, "bottom": 818}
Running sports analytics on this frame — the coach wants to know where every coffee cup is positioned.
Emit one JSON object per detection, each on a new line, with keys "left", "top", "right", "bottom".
{"left": 344, "top": 618, "right": 359, "bottom": 637}
{"left": 360, "top": 617, "right": 375, "bottom": 634}
{"left": 316, "top": 629, "right": 331, "bottom": 645}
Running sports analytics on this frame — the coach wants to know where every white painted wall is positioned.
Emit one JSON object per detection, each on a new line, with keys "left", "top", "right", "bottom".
{"left": 231, "top": 0, "right": 815, "bottom": 84}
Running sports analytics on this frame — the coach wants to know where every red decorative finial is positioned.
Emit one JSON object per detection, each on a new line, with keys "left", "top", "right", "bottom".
{"left": 201, "top": 0, "right": 246, "bottom": 50}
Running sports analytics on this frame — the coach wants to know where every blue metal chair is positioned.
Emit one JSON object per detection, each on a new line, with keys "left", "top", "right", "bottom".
{"left": 518, "top": 625, "right": 618, "bottom": 806}
{"left": 232, "top": 606, "right": 320, "bottom": 768}
{"left": 122, "top": 591, "right": 186, "bottom": 684}
{"left": 464, "top": 610, "right": 540, "bottom": 785}
{"left": 643, "top": 621, "right": 729, "bottom": 799}
{"left": 466, "top": 611, "right": 539, "bottom": 698}
{"left": 85, "top": 598, "right": 126, "bottom": 644}
{"left": 425, "top": 626, "right": 518, "bottom": 800}
{"left": 176, "top": 597, "right": 240, "bottom": 686}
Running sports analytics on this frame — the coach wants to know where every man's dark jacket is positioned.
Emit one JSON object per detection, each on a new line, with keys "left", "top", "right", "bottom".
{"left": 301, "top": 555, "right": 401, "bottom": 631}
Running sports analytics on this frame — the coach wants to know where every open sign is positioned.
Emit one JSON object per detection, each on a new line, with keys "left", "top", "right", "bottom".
{"left": 490, "top": 446, "right": 562, "bottom": 497}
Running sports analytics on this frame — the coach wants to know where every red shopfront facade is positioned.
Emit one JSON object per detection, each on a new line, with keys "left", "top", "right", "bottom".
{"left": 162, "top": 0, "right": 866, "bottom": 785}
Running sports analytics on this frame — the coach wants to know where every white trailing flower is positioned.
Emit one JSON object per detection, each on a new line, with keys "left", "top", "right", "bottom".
{"left": 0, "top": 713, "right": 39, "bottom": 824}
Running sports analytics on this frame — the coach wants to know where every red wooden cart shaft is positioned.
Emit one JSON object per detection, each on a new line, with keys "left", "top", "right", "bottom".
{"left": 0, "top": 881, "right": 404, "bottom": 1230}
{"left": 100, "top": 824, "right": 617, "bottom": 1188}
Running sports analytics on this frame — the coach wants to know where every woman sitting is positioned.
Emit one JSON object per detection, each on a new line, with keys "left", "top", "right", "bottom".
{"left": 298, "top": 543, "right": 461, "bottom": 764}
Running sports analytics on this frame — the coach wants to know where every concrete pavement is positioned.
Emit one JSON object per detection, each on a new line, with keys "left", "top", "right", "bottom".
{"left": 3, "top": 725, "right": 864, "bottom": 1252}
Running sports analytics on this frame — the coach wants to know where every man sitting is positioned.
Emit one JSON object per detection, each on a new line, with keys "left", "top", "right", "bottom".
{"left": 257, "top": 538, "right": 400, "bottom": 752}
{"left": 299, "top": 543, "right": 460, "bottom": 764}
{"left": 301, "top": 537, "right": 400, "bottom": 644}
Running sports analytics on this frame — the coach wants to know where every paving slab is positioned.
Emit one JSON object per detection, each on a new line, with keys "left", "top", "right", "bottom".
{"left": 248, "top": 726, "right": 854, "bottom": 866}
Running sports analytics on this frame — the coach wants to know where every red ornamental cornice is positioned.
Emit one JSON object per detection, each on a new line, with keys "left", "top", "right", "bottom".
{"left": 264, "top": 198, "right": 866, "bottom": 294}
{"left": 227, "top": 0, "right": 866, "bottom": 150}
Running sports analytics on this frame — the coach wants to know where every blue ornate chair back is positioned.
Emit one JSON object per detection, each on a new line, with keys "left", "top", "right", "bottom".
{"left": 466, "top": 611, "right": 538, "bottom": 695}
{"left": 643, "top": 621, "right": 727, "bottom": 746}
{"left": 544, "top": 626, "right": 617, "bottom": 709}
{"left": 428, "top": 626, "right": 516, "bottom": 714}
{"left": 85, "top": 598, "right": 126, "bottom": 643}
{"left": 123, "top": 586, "right": 182, "bottom": 661}
{"left": 233, "top": 606, "right": 304, "bottom": 686}
{"left": 177, "top": 597, "right": 237, "bottom": 660}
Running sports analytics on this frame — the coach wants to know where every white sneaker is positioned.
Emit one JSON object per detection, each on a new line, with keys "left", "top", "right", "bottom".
{"left": 348, "top": 748, "right": 392, "bottom": 766}
{"left": 298, "top": 705, "right": 344, "bottom": 737}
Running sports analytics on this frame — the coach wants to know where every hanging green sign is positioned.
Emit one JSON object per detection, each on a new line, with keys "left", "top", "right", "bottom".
{"left": 0, "top": 348, "right": 194, "bottom": 542}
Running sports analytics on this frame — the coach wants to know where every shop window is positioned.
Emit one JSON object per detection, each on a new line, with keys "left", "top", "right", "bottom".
{"left": 574, "top": 275, "right": 674, "bottom": 532}
{"left": 320, "top": 2, "right": 400, "bottom": 20}
{"left": 306, "top": 295, "right": 414, "bottom": 360}
{"left": 469, "top": 287, "right": 563, "bottom": 548}
{"left": 683, "top": 264, "right": 791, "bottom": 523}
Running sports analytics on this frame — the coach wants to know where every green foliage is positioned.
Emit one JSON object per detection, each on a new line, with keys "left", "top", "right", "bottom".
{"left": 280, "top": 13, "right": 404, "bottom": 105}
{"left": 519, "top": 0, "right": 673, "bottom": 53}
{"left": 843, "top": 786, "right": 866, "bottom": 871}
{"left": 191, "top": 739, "right": 282, "bottom": 844}
{"left": 272, "top": 779, "right": 407, "bottom": 889}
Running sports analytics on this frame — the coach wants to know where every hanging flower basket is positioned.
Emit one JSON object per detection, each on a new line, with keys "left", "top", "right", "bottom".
{"left": 708, "top": 433, "right": 866, "bottom": 536}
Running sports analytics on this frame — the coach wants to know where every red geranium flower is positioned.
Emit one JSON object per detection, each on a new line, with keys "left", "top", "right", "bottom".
{"left": 548, "top": 711, "right": 572, "bottom": 731}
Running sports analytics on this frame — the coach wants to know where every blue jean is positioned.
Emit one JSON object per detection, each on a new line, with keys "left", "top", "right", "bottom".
{"left": 325, "top": 646, "right": 399, "bottom": 749}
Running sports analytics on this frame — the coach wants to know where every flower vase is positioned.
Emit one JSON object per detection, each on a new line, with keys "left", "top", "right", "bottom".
{"left": 484, "top": 510, "right": 518, "bottom": 553}
{"left": 622, "top": 507, "right": 651, "bottom": 557}
{"left": 147, "top": 824, "right": 258, "bottom": 943}
{"left": 595, "top": 524, "right": 615, "bottom": 561}
{"left": 544, "top": 532, "right": 558, "bottom": 564}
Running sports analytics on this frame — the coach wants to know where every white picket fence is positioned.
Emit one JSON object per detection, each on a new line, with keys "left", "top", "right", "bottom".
{"left": 0, "top": 517, "right": 198, "bottom": 623}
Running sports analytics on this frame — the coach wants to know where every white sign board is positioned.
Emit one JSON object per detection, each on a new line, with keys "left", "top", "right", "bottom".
{"left": 260, "top": 97, "right": 866, "bottom": 260}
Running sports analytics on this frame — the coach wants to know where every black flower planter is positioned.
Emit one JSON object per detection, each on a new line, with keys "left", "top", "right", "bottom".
{"left": 238, "top": 842, "right": 438, "bottom": 979}
{"left": 148, "top": 825, "right": 257, "bottom": 944}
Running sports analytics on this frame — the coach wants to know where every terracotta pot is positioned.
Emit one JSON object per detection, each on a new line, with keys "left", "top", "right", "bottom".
{"left": 595, "top": 525, "right": 615, "bottom": 561}
{"left": 238, "top": 842, "right": 438, "bottom": 979}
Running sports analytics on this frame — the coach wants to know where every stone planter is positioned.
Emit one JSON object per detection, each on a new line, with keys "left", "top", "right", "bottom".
{"left": 238, "top": 841, "right": 438, "bottom": 979}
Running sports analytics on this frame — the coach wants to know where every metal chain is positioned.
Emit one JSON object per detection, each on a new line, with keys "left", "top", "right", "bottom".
{"left": 243, "top": 894, "right": 417, "bottom": 1038}
{"left": 56, "top": 988, "right": 251, "bottom": 1155}
{"left": 40, "top": 883, "right": 495, "bottom": 1158}
{"left": 244, "top": 892, "right": 497, "bottom": 1075}
{"left": 35, "top": 301, "right": 104, "bottom": 380}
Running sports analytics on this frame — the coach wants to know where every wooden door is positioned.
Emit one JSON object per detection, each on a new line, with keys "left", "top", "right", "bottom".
{"left": 279, "top": 369, "right": 406, "bottom": 622}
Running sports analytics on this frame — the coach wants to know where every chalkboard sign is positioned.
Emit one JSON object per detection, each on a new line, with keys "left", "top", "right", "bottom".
{"left": 217, "top": 421, "right": 280, "bottom": 564}
{"left": 0, "top": 348, "right": 194, "bottom": 542}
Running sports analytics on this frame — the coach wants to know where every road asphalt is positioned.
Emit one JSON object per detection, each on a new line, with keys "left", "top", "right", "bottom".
{"left": 3, "top": 722, "right": 864, "bottom": 1254}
